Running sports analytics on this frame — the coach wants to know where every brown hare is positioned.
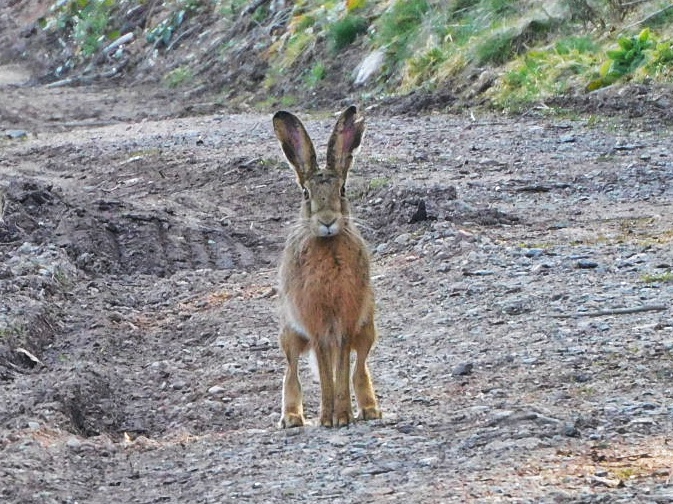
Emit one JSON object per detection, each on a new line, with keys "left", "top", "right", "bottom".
{"left": 272, "top": 106, "right": 381, "bottom": 428}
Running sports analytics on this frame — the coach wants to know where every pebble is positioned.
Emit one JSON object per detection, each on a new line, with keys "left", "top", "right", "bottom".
{"left": 577, "top": 259, "right": 598, "bottom": 269}
{"left": 170, "top": 380, "right": 187, "bottom": 390}
{"left": 207, "top": 385, "right": 226, "bottom": 395}
{"left": 452, "top": 362, "right": 473, "bottom": 376}
{"left": 66, "top": 437, "right": 82, "bottom": 450}
{"left": 563, "top": 424, "right": 580, "bottom": 437}
{"left": 394, "top": 233, "right": 413, "bottom": 245}
{"left": 523, "top": 248, "right": 545, "bottom": 258}
{"left": 5, "top": 129, "right": 28, "bottom": 139}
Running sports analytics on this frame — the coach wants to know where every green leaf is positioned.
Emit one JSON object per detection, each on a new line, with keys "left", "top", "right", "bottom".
{"left": 618, "top": 37, "right": 633, "bottom": 51}
{"left": 638, "top": 28, "right": 651, "bottom": 44}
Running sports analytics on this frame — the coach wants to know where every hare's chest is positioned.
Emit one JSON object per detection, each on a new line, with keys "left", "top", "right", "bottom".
{"left": 298, "top": 239, "right": 365, "bottom": 288}
{"left": 284, "top": 237, "right": 370, "bottom": 337}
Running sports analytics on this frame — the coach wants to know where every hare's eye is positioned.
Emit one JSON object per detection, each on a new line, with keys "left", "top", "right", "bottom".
{"left": 302, "top": 187, "right": 310, "bottom": 200}
{"left": 340, "top": 185, "right": 346, "bottom": 197}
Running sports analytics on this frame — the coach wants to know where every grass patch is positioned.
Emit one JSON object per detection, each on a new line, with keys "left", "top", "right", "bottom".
{"left": 164, "top": 66, "right": 193, "bottom": 88}
{"left": 329, "top": 15, "right": 368, "bottom": 51}
{"left": 305, "top": 62, "right": 326, "bottom": 87}
{"left": 369, "top": 177, "right": 391, "bottom": 190}
{"left": 375, "top": 0, "right": 430, "bottom": 64}
{"left": 491, "top": 35, "right": 600, "bottom": 110}
{"left": 642, "top": 271, "right": 673, "bottom": 283}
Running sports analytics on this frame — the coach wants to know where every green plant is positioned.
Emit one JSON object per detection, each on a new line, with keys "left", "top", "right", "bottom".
{"left": 329, "top": 15, "right": 368, "bottom": 51}
{"left": 369, "top": 177, "right": 391, "bottom": 190}
{"left": 375, "top": 0, "right": 430, "bottom": 63}
{"left": 41, "top": 0, "right": 118, "bottom": 56}
{"left": 305, "top": 62, "right": 326, "bottom": 87}
{"left": 146, "top": 0, "right": 201, "bottom": 48}
{"left": 555, "top": 36, "right": 598, "bottom": 55}
{"left": 642, "top": 40, "right": 673, "bottom": 79}
{"left": 164, "top": 66, "right": 193, "bottom": 87}
{"left": 641, "top": 271, "right": 673, "bottom": 283}
{"left": 280, "top": 95, "right": 298, "bottom": 108}
{"left": 588, "top": 28, "right": 655, "bottom": 90}
{"left": 476, "top": 29, "right": 517, "bottom": 65}
{"left": 406, "top": 47, "right": 447, "bottom": 86}
{"left": 489, "top": 30, "right": 609, "bottom": 110}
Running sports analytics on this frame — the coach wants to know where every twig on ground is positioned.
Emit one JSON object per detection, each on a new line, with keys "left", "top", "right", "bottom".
{"left": 619, "top": 4, "right": 673, "bottom": 34}
{"left": 551, "top": 304, "right": 668, "bottom": 318}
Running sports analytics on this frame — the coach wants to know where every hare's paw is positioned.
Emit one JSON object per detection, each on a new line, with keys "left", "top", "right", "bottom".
{"left": 358, "top": 406, "right": 382, "bottom": 421}
{"left": 280, "top": 413, "right": 305, "bottom": 428}
{"left": 334, "top": 409, "right": 354, "bottom": 428}
{"left": 319, "top": 413, "right": 334, "bottom": 428}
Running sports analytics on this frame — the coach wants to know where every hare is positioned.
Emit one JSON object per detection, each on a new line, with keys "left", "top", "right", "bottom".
{"left": 272, "top": 106, "right": 381, "bottom": 428}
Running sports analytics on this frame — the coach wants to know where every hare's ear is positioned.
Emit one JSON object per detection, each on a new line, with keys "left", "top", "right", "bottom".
{"left": 326, "top": 105, "right": 365, "bottom": 179}
{"left": 273, "top": 111, "right": 318, "bottom": 187}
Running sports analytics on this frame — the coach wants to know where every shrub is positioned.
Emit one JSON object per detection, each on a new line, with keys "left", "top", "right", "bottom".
{"left": 329, "top": 15, "right": 368, "bottom": 51}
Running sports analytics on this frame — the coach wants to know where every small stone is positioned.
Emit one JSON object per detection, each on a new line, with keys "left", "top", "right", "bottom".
{"left": 524, "top": 248, "right": 545, "bottom": 258}
{"left": 207, "top": 385, "right": 226, "bottom": 395}
{"left": 452, "top": 362, "right": 473, "bottom": 376}
{"left": 375, "top": 243, "right": 389, "bottom": 254}
{"left": 560, "top": 134, "right": 576, "bottom": 143}
{"left": 436, "top": 263, "right": 450, "bottom": 273}
{"left": 171, "top": 380, "right": 187, "bottom": 390}
{"left": 5, "top": 129, "right": 28, "bottom": 140}
{"left": 27, "top": 421, "right": 40, "bottom": 430}
{"left": 66, "top": 437, "right": 82, "bottom": 450}
{"left": 563, "top": 424, "right": 580, "bottom": 437}
{"left": 394, "top": 233, "right": 412, "bottom": 245}
{"left": 577, "top": 259, "right": 598, "bottom": 269}
{"left": 573, "top": 373, "right": 591, "bottom": 383}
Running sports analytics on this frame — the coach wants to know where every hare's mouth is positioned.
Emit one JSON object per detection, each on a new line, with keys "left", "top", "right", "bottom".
{"left": 316, "top": 219, "right": 340, "bottom": 237}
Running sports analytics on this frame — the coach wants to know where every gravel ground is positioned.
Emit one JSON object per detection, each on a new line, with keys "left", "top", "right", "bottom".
{"left": 1, "top": 85, "right": 672, "bottom": 503}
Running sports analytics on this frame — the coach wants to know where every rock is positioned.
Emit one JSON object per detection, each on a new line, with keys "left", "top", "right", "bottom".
{"left": 562, "top": 424, "right": 580, "bottom": 437}
{"left": 207, "top": 385, "right": 226, "bottom": 395}
{"left": 577, "top": 259, "right": 598, "bottom": 269}
{"left": 394, "top": 233, "right": 413, "bottom": 245}
{"left": 452, "top": 362, "right": 473, "bottom": 376}
{"left": 375, "top": 243, "right": 389, "bottom": 254}
{"left": 5, "top": 129, "right": 28, "bottom": 140}
{"left": 353, "top": 50, "right": 385, "bottom": 86}
{"left": 171, "top": 380, "right": 187, "bottom": 390}
{"left": 524, "top": 248, "right": 545, "bottom": 258}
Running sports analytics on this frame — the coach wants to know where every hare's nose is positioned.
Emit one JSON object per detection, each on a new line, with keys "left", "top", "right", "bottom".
{"left": 317, "top": 218, "right": 339, "bottom": 237}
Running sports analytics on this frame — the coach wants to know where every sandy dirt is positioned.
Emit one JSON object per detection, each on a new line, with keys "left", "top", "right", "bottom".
{"left": 1, "top": 80, "right": 673, "bottom": 503}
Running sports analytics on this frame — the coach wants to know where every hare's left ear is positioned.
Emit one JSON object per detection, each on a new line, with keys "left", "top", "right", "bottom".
{"left": 326, "top": 105, "right": 365, "bottom": 179}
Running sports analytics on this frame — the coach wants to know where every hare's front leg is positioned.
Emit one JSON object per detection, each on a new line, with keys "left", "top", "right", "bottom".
{"left": 280, "top": 327, "right": 308, "bottom": 428}
{"left": 334, "top": 342, "right": 354, "bottom": 427}
{"left": 314, "top": 341, "right": 337, "bottom": 427}
{"left": 353, "top": 319, "right": 382, "bottom": 421}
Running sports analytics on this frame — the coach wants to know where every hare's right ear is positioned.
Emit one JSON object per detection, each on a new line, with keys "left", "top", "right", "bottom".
{"left": 273, "top": 111, "right": 317, "bottom": 187}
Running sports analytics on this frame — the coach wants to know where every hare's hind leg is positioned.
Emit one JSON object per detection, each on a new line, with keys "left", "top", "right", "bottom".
{"left": 352, "top": 319, "right": 382, "bottom": 421}
{"left": 280, "top": 326, "right": 309, "bottom": 428}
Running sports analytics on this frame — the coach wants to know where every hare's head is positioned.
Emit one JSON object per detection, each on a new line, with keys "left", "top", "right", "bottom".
{"left": 273, "top": 106, "right": 365, "bottom": 238}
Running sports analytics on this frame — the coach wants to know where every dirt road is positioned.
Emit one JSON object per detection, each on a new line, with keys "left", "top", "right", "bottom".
{"left": 1, "top": 84, "right": 672, "bottom": 503}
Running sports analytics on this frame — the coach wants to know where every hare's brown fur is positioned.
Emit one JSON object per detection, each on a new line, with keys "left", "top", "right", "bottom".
{"left": 273, "top": 106, "right": 381, "bottom": 428}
